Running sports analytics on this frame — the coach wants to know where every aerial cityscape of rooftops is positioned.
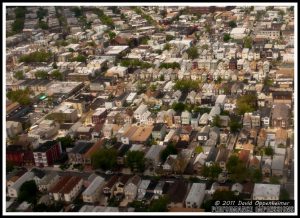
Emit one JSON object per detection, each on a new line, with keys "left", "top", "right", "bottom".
{"left": 5, "top": 4, "right": 296, "bottom": 214}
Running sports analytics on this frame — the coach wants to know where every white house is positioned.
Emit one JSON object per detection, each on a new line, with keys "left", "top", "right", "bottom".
{"left": 6, "top": 121, "right": 23, "bottom": 138}
{"left": 137, "top": 179, "right": 151, "bottom": 200}
{"left": 133, "top": 104, "right": 148, "bottom": 121}
{"left": 185, "top": 183, "right": 206, "bottom": 208}
{"left": 181, "top": 111, "right": 191, "bottom": 125}
{"left": 82, "top": 176, "right": 105, "bottom": 203}
{"left": 252, "top": 183, "right": 280, "bottom": 200}
{"left": 124, "top": 175, "right": 141, "bottom": 202}
{"left": 230, "top": 27, "right": 247, "bottom": 39}
{"left": 38, "top": 172, "right": 60, "bottom": 192}
{"left": 215, "top": 95, "right": 227, "bottom": 108}
{"left": 8, "top": 172, "right": 35, "bottom": 198}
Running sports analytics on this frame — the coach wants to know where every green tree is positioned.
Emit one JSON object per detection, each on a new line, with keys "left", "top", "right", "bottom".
{"left": 15, "top": 7, "right": 27, "bottom": 19}
{"left": 108, "top": 31, "right": 116, "bottom": 40}
{"left": 159, "top": 62, "right": 180, "bottom": 69}
{"left": 160, "top": 143, "right": 177, "bottom": 162}
{"left": 263, "top": 77, "right": 274, "bottom": 87}
{"left": 18, "top": 180, "right": 38, "bottom": 204}
{"left": 249, "top": 168, "right": 262, "bottom": 183}
{"left": 148, "top": 196, "right": 169, "bottom": 212}
{"left": 126, "top": 150, "right": 145, "bottom": 172}
{"left": 166, "top": 34, "right": 175, "bottom": 42}
{"left": 36, "top": 7, "right": 48, "bottom": 20}
{"left": 229, "top": 116, "right": 242, "bottom": 133}
{"left": 270, "top": 176, "right": 280, "bottom": 184}
{"left": 11, "top": 7, "right": 26, "bottom": 34}
{"left": 93, "top": 8, "right": 114, "bottom": 28}
{"left": 13, "top": 71, "right": 25, "bottom": 80}
{"left": 120, "top": 14, "right": 127, "bottom": 21}
{"left": 243, "top": 36, "right": 253, "bottom": 49}
{"left": 38, "top": 20, "right": 49, "bottom": 30}
{"left": 120, "top": 59, "right": 153, "bottom": 69}
{"left": 194, "top": 146, "right": 203, "bottom": 154}
{"left": 160, "top": 10, "right": 167, "bottom": 18}
{"left": 136, "top": 81, "right": 147, "bottom": 94}
{"left": 51, "top": 70, "right": 63, "bottom": 81}
{"left": 202, "top": 163, "right": 222, "bottom": 179}
{"left": 52, "top": 62, "right": 58, "bottom": 69}
{"left": 163, "top": 43, "right": 171, "bottom": 51}
{"left": 57, "top": 135, "right": 74, "bottom": 151}
{"left": 7, "top": 88, "right": 32, "bottom": 105}
{"left": 12, "top": 19, "right": 25, "bottom": 33}
{"left": 236, "top": 94, "right": 257, "bottom": 115}
{"left": 212, "top": 115, "right": 221, "bottom": 128}
{"left": 228, "top": 20, "right": 237, "bottom": 28}
{"left": 172, "top": 102, "right": 186, "bottom": 113}
{"left": 223, "top": 33, "right": 231, "bottom": 42}
{"left": 72, "top": 7, "right": 83, "bottom": 18}
{"left": 201, "top": 44, "right": 209, "bottom": 50}
{"left": 150, "top": 84, "right": 157, "bottom": 92}
{"left": 226, "top": 155, "right": 239, "bottom": 173}
{"left": 159, "top": 74, "right": 165, "bottom": 81}
{"left": 72, "top": 54, "right": 86, "bottom": 63}
{"left": 226, "top": 155, "right": 248, "bottom": 182}
{"left": 280, "top": 188, "right": 290, "bottom": 200}
{"left": 35, "top": 70, "right": 49, "bottom": 79}
{"left": 140, "top": 36, "right": 149, "bottom": 45}
{"left": 173, "top": 79, "right": 199, "bottom": 92}
{"left": 186, "top": 46, "right": 199, "bottom": 59}
{"left": 264, "top": 146, "right": 274, "bottom": 156}
{"left": 91, "top": 148, "right": 117, "bottom": 171}
{"left": 19, "top": 50, "right": 53, "bottom": 63}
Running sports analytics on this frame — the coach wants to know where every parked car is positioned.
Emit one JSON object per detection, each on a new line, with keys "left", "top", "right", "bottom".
{"left": 105, "top": 170, "right": 113, "bottom": 175}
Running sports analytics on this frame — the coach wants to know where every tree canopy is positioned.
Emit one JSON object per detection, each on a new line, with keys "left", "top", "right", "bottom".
{"left": 19, "top": 50, "right": 53, "bottom": 63}
{"left": 93, "top": 8, "right": 114, "bottom": 28}
{"left": 7, "top": 88, "right": 32, "bottom": 105}
{"left": 36, "top": 7, "right": 48, "bottom": 20}
{"left": 11, "top": 7, "right": 26, "bottom": 34}
{"left": 126, "top": 150, "right": 145, "bottom": 172}
{"left": 202, "top": 163, "right": 222, "bottom": 179}
{"left": 71, "top": 7, "right": 83, "bottom": 18}
{"left": 229, "top": 116, "right": 242, "bottom": 133}
{"left": 243, "top": 36, "right": 253, "bottom": 49}
{"left": 18, "top": 180, "right": 38, "bottom": 204}
{"left": 166, "top": 34, "right": 175, "bottom": 42}
{"left": 172, "top": 102, "right": 186, "bottom": 113}
{"left": 35, "top": 70, "right": 49, "bottom": 80}
{"left": 160, "top": 143, "right": 177, "bottom": 162}
{"left": 51, "top": 70, "right": 63, "bottom": 81}
{"left": 228, "top": 20, "right": 237, "bottom": 28}
{"left": 212, "top": 115, "right": 221, "bottom": 128}
{"left": 159, "top": 62, "right": 180, "bottom": 69}
{"left": 57, "top": 135, "right": 75, "bottom": 151}
{"left": 223, "top": 33, "right": 231, "bottom": 42}
{"left": 121, "top": 59, "right": 153, "bottom": 69}
{"left": 91, "top": 148, "right": 117, "bottom": 170}
{"left": 226, "top": 155, "right": 248, "bottom": 182}
{"left": 13, "top": 71, "right": 25, "bottom": 80}
{"left": 148, "top": 196, "right": 169, "bottom": 212}
{"left": 236, "top": 94, "right": 257, "bottom": 115}
{"left": 186, "top": 46, "right": 199, "bottom": 59}
{"left": 173, "top": 79, "right": 199, "bottom": 92}
{"left": 264, "top": 146, "right": 274, "bottom": 156}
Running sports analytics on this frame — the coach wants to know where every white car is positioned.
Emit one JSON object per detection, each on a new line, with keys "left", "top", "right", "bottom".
{"left": 105, "top": 170, "right": 113, "bottom": 175}
{"left": 197, "top": 176, "right": 208, "bottom": 180}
